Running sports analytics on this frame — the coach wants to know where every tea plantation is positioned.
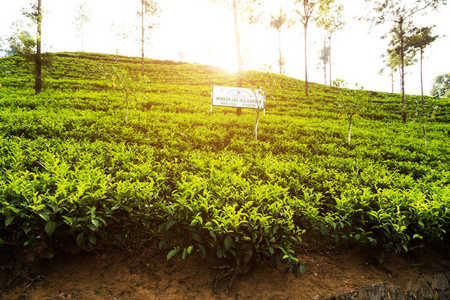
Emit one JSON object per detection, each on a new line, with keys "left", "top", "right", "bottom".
{"left": 0, "top": 52, "right": 449, "bottom": 275}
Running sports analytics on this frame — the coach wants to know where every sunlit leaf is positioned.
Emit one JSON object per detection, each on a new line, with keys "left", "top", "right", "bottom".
{"left": 167, "top": 248, "right": 179, "bottom": 261}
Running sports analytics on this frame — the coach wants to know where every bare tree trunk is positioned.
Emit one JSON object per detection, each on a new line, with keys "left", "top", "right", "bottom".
{"left": 328, "top": 36, "right": 332, "bottom": 87}
{"left": 254, "top": 91, "right": 261, "bottom": 139}
{"left": 278, "top": 29, "right": 282, "bottom": 75}
{"left": 125, "top": 92, "right": 129, "bottom": 122}
{"left": 35, "top": 0, "right": 42, "bottom": 95}
{"left": 399, "top": 18, "right": 406, "bottom": 123}
{"left": 420, "top": 49, "right": 424, "bottom": 106}
{"left": 391, "top": 69, "right": 394, "bottom": 93}
{"left": 233, "top": 0, "right": 242, "bottom": 115}
{"left": 348, "top": 114, "right": 353, "bottom": 144}
{"left": 141, "top": 0, "right": 145, "bottom": 77}
{"left": 254, "top": 107, "right": 259, "bottom": 140}
{"left": 304, "top": 24, "right": 309, "bottom": 97}
{"left": 422, "top": 125, "right": 427, "bottom": 148}
{"left": 322, "top": 38, "right": 327, "bottom": 84}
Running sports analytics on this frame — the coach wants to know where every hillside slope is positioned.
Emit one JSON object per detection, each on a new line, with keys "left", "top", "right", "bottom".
{"left": 0, "top": 52, "right": 449, "bottom": 298}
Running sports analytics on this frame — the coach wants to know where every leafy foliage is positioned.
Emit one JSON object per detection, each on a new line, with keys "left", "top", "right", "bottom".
{"left": 430, "top": 73, "right": 450, "bottom": 97}
{"left": 100, "top": 65, "right": 151, "bottom": 122}
{"left": 0, "top": 52, "right": 449, "bottom": 273}
{"left": 337, "top": 84, "right": 368, "bottom": 144}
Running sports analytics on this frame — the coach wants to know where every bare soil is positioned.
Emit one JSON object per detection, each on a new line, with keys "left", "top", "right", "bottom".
{"left": 1, "top": 241, "right": 449, "bottom": 300}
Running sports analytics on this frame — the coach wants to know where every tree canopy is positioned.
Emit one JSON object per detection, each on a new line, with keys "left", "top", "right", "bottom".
{"left": 270, "top": 7, "right": 293, "bottom": 75}
{"left": 73, "top": 2, "right": 92, "bottom": 52}
{"left": 430, "top": 73, "right": 450, "bottom": 97}
{"left": 363, "top": 0, "right": 447, "bottom": 122}
{"left": 315, "top": 1, "right": 344, "bottom": 86}
{"left": 293, "top": 0, "right": 334, "bottom": 97}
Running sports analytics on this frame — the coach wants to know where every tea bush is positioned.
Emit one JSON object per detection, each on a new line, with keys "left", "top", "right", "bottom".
{"left": 0, "top": 52, "right": 449, "bottom": 270}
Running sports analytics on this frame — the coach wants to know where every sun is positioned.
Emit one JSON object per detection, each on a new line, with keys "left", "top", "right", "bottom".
{"left": 100, "top": 0, "right": 275, "bottom": 73}
{"left": 189, "top": 2, "right": 240, "bottom": 72}
{"left": 188, "top": 0, "right": 278, "bottom": 73}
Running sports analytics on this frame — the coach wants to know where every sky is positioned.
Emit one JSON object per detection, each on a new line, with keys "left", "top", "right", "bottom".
{"left": 1, "top": 0, "right": 449, "bottom": 96}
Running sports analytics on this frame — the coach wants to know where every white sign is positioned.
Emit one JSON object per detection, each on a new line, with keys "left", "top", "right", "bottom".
{"left": 211, "top": 85, "right": 265, "bottom": 109}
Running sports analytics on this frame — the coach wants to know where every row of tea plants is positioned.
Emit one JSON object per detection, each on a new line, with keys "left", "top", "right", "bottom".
{"left": 1, "top": 52, "right": 449, "bottom": 274}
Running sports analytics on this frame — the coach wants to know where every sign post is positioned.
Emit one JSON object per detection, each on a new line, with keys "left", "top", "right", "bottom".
{"left": 211, "top": 85, "right": 266, "bottom": 114}
{"left": 211, "top": 85, "right": 266, "bottom": 139}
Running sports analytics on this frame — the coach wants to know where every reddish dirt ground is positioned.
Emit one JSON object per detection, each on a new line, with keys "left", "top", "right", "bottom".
{"left": 1, "top": 241, "right": 449, "bottom": 300}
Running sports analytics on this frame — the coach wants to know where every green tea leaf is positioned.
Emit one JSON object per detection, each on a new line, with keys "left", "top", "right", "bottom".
{"left": 158, "top": 222, "right": 166, "bottom": 232}
{"left": 165, "top": 220, "right": 176, "bottom": 231}
{"left": 367, "top": 237, "right": 377, "bottom": 245}
{"left": 320, "top": 223, "right": 329, "bottom": 235}
{"left": 5, "top": 216, "right": 14, "bottom": 227}
{"left": 224, "top": 235, "right": 233, "bottom": 251}
{"left": 92, "top": 219, "right": 100, "bottom": 228}
{"left": 198, "top": 244, "right": 206, "bottom": 258}
{"left": 210, "top": 231, "right": 217, "bottom": 242}
{"left": 191, "top": 232, "right": 201, "bottom": 243}
{"left": 38, "top": 212, "right": 50, "bottom": 222}
{"left": 167, "top": 248, "right": 179, "bottom": 261}
{"left": 299, "top": 263, "right": 306, "bottom": 276}
{"left": 45, "top": 221, "right": 56, "bottom": 238}
{"left": 23, "top": 226, "right": 32, "bottom": 235}
{"left": 62, "top": 216, "right": 72, "bottom": 226}
{"left": 216, "top": 249, "right": 224, "bottom": 258}
{"left": 76, "top": 232, "right": 85, "bottom": 247}
{"left": 158, "top": 239, "right": 166, "bottom": 249}
{"left": 88, "top": 234, "right": 97, "bottom": 245}
{"left": 412, "top": 234, "right": 423, "bottom": 240}
{"left": 166, "top": 206, "right": 173, "bottom": 215}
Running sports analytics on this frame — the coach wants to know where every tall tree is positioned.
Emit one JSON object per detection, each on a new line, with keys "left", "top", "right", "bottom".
{"left": 318, "top": 38, "right": 329, "bottom": 84}
{"left": 0, "top": 37, "right": 7, "bottom": 57}
{"left": 315, "top": 1, "right": 344, "bottom": 87}
{"left": 383, "top": 23, "right": 417, "bottom": 93}
{"left": 430, "top": 73, "right": 450, "bottom": 98}
{"left": 138, "top": 0, "right": 159, "bottom": 77}
{"left": 363, "top": 0, "right": 447, "bottom": 123}
{"left": 6, "top": 30, "right": 36, "bottom": 57}
{"left": 22, "top": 0, "right": 43, "bottom": 95}
{"left": 73, "top": 2, "right": 92, "bottom": 52}
{"left": 5, "top": 20, "right": 36, "bottom": 57}
{"left": 211, "top": 0, "right": 264, "bottom": 115}
{"left": 110, "top": 21, "right": 130, "bottom": 55}
{"left": 406, "top": 26, "right": 438, "bottom": 106}
{"left": 379, "top": 49, "right": 400, "bottom": 93}
{"left": 294, "top": 0, "right": 333, "bottom": 97}
{"left": 35, "top": 0, "right": 42, "bottom": 95}
{"left": 270, "top": 7, "right": 292, "bottom": 75}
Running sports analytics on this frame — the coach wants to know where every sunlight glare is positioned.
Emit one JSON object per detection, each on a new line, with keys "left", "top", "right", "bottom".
{"left": 149, "top": 0, "right": 238, "bottom": 72}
